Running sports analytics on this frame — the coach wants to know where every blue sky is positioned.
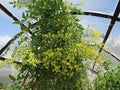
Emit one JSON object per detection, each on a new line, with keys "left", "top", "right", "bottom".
{"left": 0, "top": 0, "right": 120, "bottom": 59}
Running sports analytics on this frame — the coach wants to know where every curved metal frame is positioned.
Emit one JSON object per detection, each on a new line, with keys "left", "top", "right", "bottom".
{"left": 0, "top": 1, "right": 120, "bottom": 65}
{"left": 72, "top": 11, "right": 120, "bottom": 21}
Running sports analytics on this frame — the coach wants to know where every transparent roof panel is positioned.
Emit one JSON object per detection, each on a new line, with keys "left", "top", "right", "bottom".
{"left": 78, "top": 15, "right": 110, "bottom": 34}
{"left": 0, "top": 10, "right": 20, "bottom": 51}
{"left": 103, "top": 51, "right": 120, "bottom": 67}
{"left": 0, "top": 0, "right": 22, "bottom": 51}
{"left": 0, "top": 65, "right": 17, "bottom": 85}
{"left": 0, "top": 0, "right": 23, "bottom": 19}
{"left": 70, "top": 0, "right": 118, "bottom": 15}
{"left": 105, "top": 21, "right": 120, "bottom": 63}
{"left": 0, "top": 11, "right": 20, "bottom": 37}
{"left": 0, "top": 0, "right": 120, "bottom": 62}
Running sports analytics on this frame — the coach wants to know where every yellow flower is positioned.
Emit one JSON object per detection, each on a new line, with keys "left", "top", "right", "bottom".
{"left": 66, "top": 2, "right": 72, "bottom": 8}
{"left": 42, "top": 34, "right": 48, "bottom": 38}
{"left": 87, "top": 48, "right": 95, "bottom": 58}
{"left": 65, "top": 33, "right": 69, "bottom": 36}
{"left": 69, "top": 33, "right": 72, "bottom": 37}
{"left": 69, "top": 72, "right": 74, "bottom": 77}
{"left": 76, "top": 43, "right": 84, "bottom": 47}
{"left": 61, "top": 30, "right": 64, "bottom": 33}
{"left": 0, "top": 61, "right": 3, "bottom": 65}
{"left": 88, "top": 26, "right": 101, "bottom": 38}
{"left": 73, "top": 48, "right": 77, "bottom": 52}
{"left": 48, "top": 32, "right": 51, "bottom": 35}
{"left": 80, "top": 1, "right": 85, "bottom": 6}
{"left": 56, "top": 48, "right": 62, "bottom": 51}
{"left": 51, "top": 34, "right": 55, "bottom": 38}
{"left": 76, "top": 43, "right": 80, "bottom": 47}
{"left": 66, "top": 62, "right": 70, "bottom": 66}
{"left": 93, "top": 30, "right": 100, "bottom": 38}
{"left": 32, "top": 59, "right": 35, "bottom": 63}
{"left": 74, "top": 65, "right": 82, "bottom": 71}
{"left": 48, "top": 52, "right": 55, "bottom": 57}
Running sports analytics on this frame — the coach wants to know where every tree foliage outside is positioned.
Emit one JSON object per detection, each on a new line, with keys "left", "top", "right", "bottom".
{"left": 0, "top": 0, "right": 119, "bottom": 90}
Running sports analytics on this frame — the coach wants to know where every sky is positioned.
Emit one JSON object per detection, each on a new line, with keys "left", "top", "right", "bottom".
{"left": 0, "top": 0, "right": 120, "bottom": 60}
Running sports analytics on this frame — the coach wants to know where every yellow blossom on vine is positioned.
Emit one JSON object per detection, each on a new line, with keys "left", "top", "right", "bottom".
{"left": 80, "top": 1, "right": 85, "bottom": 6}
{"left": 88, "top": 26, "right": 101, "bottom": 38}
{"left": 48, "top": 32, "right": 51, "bottom": 35}
{"left": 48, "top": 52, "right": 55, "bottom": 57}
{"left": 65, "top": 33, "right": 69, "bottom": 37}
{"left": 42, "top": 34, "right": 48, "bottom": 38}
{"left": 87, "top": 48, "right": 95, "bottom": 57}
{"left": 61, "top": 30, "right": 64, "bottom": 33}
{"left": 69, "top": 33, "right": 72, "bottom": 37}
{"left": 51, "top": 34, "right": 55, "bottom": 38}
{"left": 0, "top": 61, "right": 3, "bottom": 65}
{"left": 56, "top": 48, "right": 62, "bottom": 51}
{"left": 93, "top": 30, "right": 100, "bottom": 38}
{"left": 76, "top": 43, "right": 84, "bottom": 47}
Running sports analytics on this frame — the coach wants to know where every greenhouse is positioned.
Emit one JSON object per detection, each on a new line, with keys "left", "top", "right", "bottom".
{"left": 0, "top": 0, "right": 120, "bottom": 90}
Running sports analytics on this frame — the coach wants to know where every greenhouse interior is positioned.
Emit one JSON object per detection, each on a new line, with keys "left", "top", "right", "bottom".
{"left": 0, "top": 0, "right": 120, "bottom": 90}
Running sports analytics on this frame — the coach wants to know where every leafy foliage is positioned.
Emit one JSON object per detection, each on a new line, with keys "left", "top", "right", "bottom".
{"left": 0, "top": 83, "right": 3, "bottom": 89}
{"left": 94, "top": 65, "right": 120, "bottom": 90}
{"left": 1, "top": 0, "right": 107, "bottom": 90}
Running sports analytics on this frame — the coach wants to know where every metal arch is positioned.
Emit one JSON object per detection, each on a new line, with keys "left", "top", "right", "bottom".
{"left": 103, "top": 49, "right": 120, "bottom": 62}
{"left": 0, "top": 3, "right": 34, "bottom": 55}
{"left": 101, "top": 0, "right": 120, "bottom": 47}
{"left": 72, "top": 11, "right": 120, "bottom": 22}
{"left": 0, "top": 3, "right": 33, "bottom": 35}
{"left": 92, "top": 0, "right": 120, "bottom": 68}
{"left": 0, "top": 2, "right": 120, "bottom": 63}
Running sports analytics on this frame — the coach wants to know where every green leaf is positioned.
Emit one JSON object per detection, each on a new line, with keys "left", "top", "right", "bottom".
{"left": 13, "top": 21, "right": 21, "bottom": 24}
{"left": 101, "top": 34, "right": 105, "bottom": 38}
{"left": 9, "top": 74, "right": 16, "bottom": 81}
{"left": 22, "top": 12, "right": 26, "bottom": 19}
{"left": 9, "top": 2, "right": 14, "bottom": 4}
{"left": 0, "top": 83, "right": 3, "bottom": 89}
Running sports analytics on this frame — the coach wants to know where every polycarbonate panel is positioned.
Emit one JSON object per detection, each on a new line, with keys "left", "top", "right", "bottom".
{"left": 78, "top": 15, "right": 111, "bottom": 35}
{"left": 0, "top": 0, "right": 23, "bottom": 19}
{"left": 0, "top": 0, "right": 24, "bottom": 36}
{"left": 103, "top": 51, "right": 120, "bottom": 67}
{"left": 0, "top": 0, "right": 21, "bottom": 55}
{"left": 0, "top": 65, "right": 17, "bottom": 85}
{"left": 0, "top": 11, "right": 20, "bottom": 53}
{"left": 105, "top": 22, "right": 120, "bottom": 63}
{"left": 70, "top": 0, "right": 118, "bottom": 15}
{"left": 0, "top": 12, "right": 20, "bottom": 37}
{"left": 0, "top": 1, "right": 21, "bottom": 84}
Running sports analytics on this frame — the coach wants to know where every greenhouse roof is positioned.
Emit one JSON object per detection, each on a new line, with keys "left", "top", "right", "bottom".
{"left": 0, "top": 0, "right": 120, "bottom": 66}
